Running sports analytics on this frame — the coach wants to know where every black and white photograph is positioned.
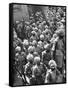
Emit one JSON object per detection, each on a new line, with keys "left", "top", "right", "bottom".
{"left": 9, "top": 3, "right": 66, "bottom": 87}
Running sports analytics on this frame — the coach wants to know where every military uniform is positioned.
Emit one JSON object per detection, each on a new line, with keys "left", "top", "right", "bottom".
{"left": 30, "top": 62, "right": 47, "bottom": 85}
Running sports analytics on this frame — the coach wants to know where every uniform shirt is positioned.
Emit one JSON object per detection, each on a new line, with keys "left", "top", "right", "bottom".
{"left": 25, "top": 62, "right": 33, "bottom": 78}
{"left": 45, "top": 69, "right": 61, "bottom": 83}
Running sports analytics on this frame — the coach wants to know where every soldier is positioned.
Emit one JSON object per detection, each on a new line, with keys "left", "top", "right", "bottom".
{"left": 25, "top": 25, "right": 31, "bottom": 39}
{"left": 28, "top": 45, "right": 35, "bottom": 54}
{"left": 15, "top": 46, "right": 21, "bottom": 53}
{"left": 42, "top": 43, "right": 52, "bottom": 67}
{"left": 30, "top": 30, "right": 38, "bottom": 41}
{"left": 54, "top": 28, "right": 65, "bottom": 74}
{"left": 23, "top": 39, "right": 29, "bottom": 54}
{"left": 36, "top": 41, "right": 44, "bottom": 58}
{"left": 40, "top": 34, "right": 45, "bottom": 42}
{"left": 33, "top": 52, "right": 39, "bottom": 57}
{"left": 45, "top": 60, "right": 63, "bottom": 84}
{"left": 24, "top": 53, "right": 34, "bottom": 84}
{"left": 30, "top": 56, "right": 47, "bottom": 85}
{"left": 31, "top": 40, "right": 37, "bottom": 47}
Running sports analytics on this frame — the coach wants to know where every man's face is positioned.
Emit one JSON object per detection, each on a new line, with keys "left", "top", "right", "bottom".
{"left": 50, "top": 64, "right": 56, "bottom": 71}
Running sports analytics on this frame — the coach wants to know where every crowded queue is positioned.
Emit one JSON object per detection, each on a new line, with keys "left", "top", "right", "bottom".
{"left": 13, "top": 7, "right": 66, "bottom": 85}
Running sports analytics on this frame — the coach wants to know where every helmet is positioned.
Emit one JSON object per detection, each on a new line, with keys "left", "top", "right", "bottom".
{"left": 41, "top": 21, "right": 46, "bottom": 25}
{"left": 28, "top": 46, "right": 35, "bottom": 53}
{"left": 38, "top": 41, "right": 43, "bottom": 46}
{"left": 33, "top": 27, "right": 38, "bottom": 32}
{"left": 21, "top": 52, "right": 26, "bottom": 57}
{"left": 34, "top": 56, "right": 40, "bottom": 65}
{"left": 38, "top": 24, "right": 42, "bottom": 30}
{"left": 44, "top": 25, "right": 49, "bottom": 29}
{"left": 45, "top": 29, "right": 51, "bottom": 35}
{"left": 32, "top": 40, "right": 37, "bottom": 46}
{"left": 31, "top": 31, "right": 37, "bottom": 36}
{"left": 55, "top": 29, "right": 65, "bottom": 37}
{"left": 27, "top": 53, "right": 34, "bottom": 62}
{"left": 42, "top": 50, "right": 46, "bottom": 56}
{"left": 15, "top": 53, "right": 19, "bottom": 57}
{"left": 61, "top": 18, "right": 65, "bottom": 23}
{"left": 30, "top": 36, "right": 36, "bottom": 42}
{"left": 15, "top": 53, "right": 19, "bottom": 61}
{"left": 32, "top": 23, "right": 36, "bottom": 27}
{"left": 15, "top": 46, "right": 21, "bottom": 52}
{"left": 30, "top": 16, "right": 34, "bottom": 20}
{"left": 25, "top": 21, "right": 30, "bottom": 25}
{"left": 23, "top": 39, "right": 29, "bottom": 46}
{"left": 33, "top": 52, "right": 39, "bottom": 57}
{"left": 40, "top": 34, "right": 44, "bottom": 41}
{"left": 44, "top": 43, "right": 50, "bottom": 51}
{"left": 26, "top": 26, "right": 30, "bottom": 31}
{"left": 48, "top": 60, "right": 57, "bottom": 68}
{"left": 42, "top": 30, "right": 46, "bottom": 35}
{"left": 53, "top": 33, "right": 57, "bottom": 38}
{"left": 15, "top": 21, "right": 20, "bottom": 24}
